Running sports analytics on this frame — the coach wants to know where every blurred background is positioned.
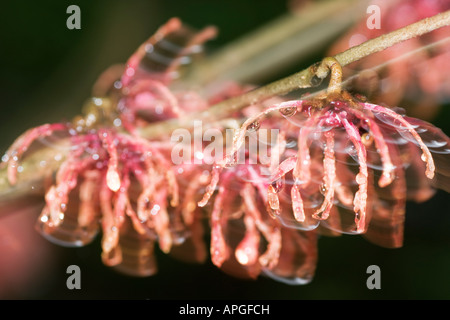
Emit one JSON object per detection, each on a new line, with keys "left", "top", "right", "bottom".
{"left": 1, "top": 0, "right": 450, "bottom": 299}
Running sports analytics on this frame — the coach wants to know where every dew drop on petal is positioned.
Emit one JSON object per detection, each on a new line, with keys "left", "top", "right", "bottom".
{"left": 113, "top": 118, "right": 122, "bottom": 127}
{"left": 247, "top": 121, "right": 260, "bottom": 132}
{"left": 235, "top": 248, "right": 249, "bottom": 265}
{"left": 356, "top": 173, "right": 366, "bottom": 184}
{"left": 271, "top": 178, "right": 285, "bottom": 193}
{"left": 320, "top": 183, "right": 327, "bottom": 195}
{"left": 106, "top": 169, "right": 121, "bottom": 192}
{"left": 361, "top": 133, "right": 373, "bottom": 146}
{"left": 280, "top": 107, "right": 297, "bottom": 117}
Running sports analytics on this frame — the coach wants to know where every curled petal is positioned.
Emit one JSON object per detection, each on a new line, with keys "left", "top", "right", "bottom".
{"left": 210, "top": 185, "right": 229, "bottom": 267}
{"left": 340, "top": 115, "right": 368, "bottom": 233}
{"left": 3, "top": 123, "right": 67, "bottom": 185}
{"left": 235, "top": 215, "right": 260, "bottom": 266}
{"left": 313, "top": 130, "right": 336, "bottom": 220}
{"left": 99, "top": 129, "right": 121, "bottom": 192}
{"left": 291, "top": 183, "right": 305, "bottom": 222}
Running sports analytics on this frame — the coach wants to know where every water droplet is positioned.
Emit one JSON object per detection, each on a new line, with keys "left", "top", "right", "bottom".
{"left": 113, "top": 81, "right": 122, "bottom": 90}
{"left": 106, "top": 169, "right": 121, "bottom": 192}
{"left": 93, "top": 98, "right": 103, "bottom": 106}
{"left": 421, "top": 153, "right": 427, "bottom": 162}
{"left": 280, "top": 107, "right": 297, "bottom": 117}
{"left": 150, "top": 204, "right": 161, "bottom": 215}
{"left": 1, "top": 154, "right": 9, "bottom": 162}
{"left": 113, "top": 118, "right": 122, "bottom": 127}
{"left": 144, "top": 43, "right": 154, "bottom": 53}
{"left": 271, "top": 178, "right": 285, "bottom": 193}
{"left": 286, "top": 139, "right": 297, "bottom": 148}
{"left": 320, "top": 184, "right": 327, "bottom": 195}
{"left": 247, "top": 121, "right": 260, "bottom": 132}
{"left": 361, "top": 133, "right": 373, "bottom": 146}
{"left": 356, "top": 173, "right": 366, "bottom": 184}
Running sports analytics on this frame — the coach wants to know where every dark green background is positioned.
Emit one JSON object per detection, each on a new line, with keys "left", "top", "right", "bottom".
{"left": 1, "top": 0, "right": 450, "bottom": 300}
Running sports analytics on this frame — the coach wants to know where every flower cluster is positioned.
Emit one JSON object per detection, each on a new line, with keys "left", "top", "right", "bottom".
{"left": 1, "top": 18, "right": 218, "bottom": 276}
{"left": 329, "top": 0, "right": 450, "bottom": 120}
{"left": 2, "top": 16, "right": 450, "bottom": 285}
{"left": 198, "top": 57, "right": 450, "bottom": 283}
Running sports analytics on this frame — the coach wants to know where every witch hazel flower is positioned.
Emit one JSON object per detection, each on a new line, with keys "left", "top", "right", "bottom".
{"left": 0, "top": 19, "right": 220, "bottom": 276}
{"left": 202, "top": 57, "right": 450, "bottom": 251}
{"left": 2, "top": 99, "right": 180, "bottom": 266}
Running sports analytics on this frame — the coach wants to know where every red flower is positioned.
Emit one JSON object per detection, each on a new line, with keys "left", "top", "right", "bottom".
{"left": 204, "top": 87, "right": 450, "bottom": 251}
{"left": 0, "top": 18, "right": 217, "bottom": 276}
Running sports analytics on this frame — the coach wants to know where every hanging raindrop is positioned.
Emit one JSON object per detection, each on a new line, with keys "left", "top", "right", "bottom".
{"left": 280, "top": 106, "right": 297, "bottom": 117}
{"left": 247, "top": 121, "right": 261, "bottom": 132}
